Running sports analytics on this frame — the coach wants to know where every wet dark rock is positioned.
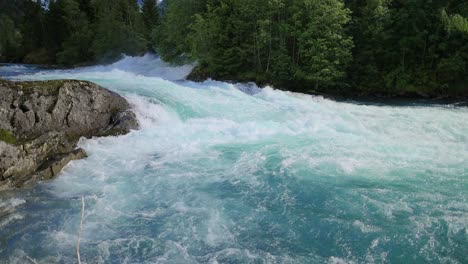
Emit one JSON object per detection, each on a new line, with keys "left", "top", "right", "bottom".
{"left": 0, "top": 79, "right": 139, "bottom": 189}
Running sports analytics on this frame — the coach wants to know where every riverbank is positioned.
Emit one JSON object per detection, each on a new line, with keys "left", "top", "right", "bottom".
{"left": 3, "top": 61, "right": 467, "bottom": 106}
{"left": 186, "top": 66, "right": 468, "bottom": 106}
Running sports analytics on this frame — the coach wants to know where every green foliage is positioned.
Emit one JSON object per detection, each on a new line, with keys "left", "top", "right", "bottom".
{"left": 443, "top": 11, "right": 468, "bottom": 34}
{"left": 181, "top": 0, "right": 352, "bottom": 90}
{"left": 0, "top": 0, "right": 150, "bottom": 65}
{"left": 21, "top": 1, "right": 46, "bottom": 60}
{"left": 189, "top": 0, "right": 250, "bottom": 77}
{"left": 0, "top": 15, "right": 22, "bottom": 61}
{"left": 23, "top": 48, "right": 52, "bottom": 64}
{"left": 152, "top": 0, "right": 208, "bottom": 63}
{"left": 142, "top": 0, "right": 159, "bottom": 48}
{"left": 346, "top": 0, "right": 468, "bottom": 96}
{"left": 295, "top": 0, "right": 353, "bottom": 89}
{"left": 1, "top": 0, "right": 467, "bottom": 97}
{"left": 91, "top": 0, "right": 147, "bottom": 63}
{"left": 0, "top": 0, "right": 46, "bottom": 62}
{"left": 47, "top": 0, "right": 93, "bottom": 65}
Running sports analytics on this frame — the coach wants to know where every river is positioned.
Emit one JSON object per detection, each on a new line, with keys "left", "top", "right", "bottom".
{"left": 0, "top": 54, "right": 467, "bottom": 263}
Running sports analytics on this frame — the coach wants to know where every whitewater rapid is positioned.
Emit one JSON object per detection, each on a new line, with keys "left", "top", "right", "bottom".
{"left": 0, "top": 54, "right": 467, "bottom": 263}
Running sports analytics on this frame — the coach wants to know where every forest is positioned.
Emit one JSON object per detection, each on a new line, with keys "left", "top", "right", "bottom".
{"left": 1, "top": 0, "right": 467, "bottom": 97}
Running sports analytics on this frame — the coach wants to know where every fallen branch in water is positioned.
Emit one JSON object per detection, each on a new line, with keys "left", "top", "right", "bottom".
{"left": 25, "top": 255, "right": 38, "bottom": 264}
{"left": 77, "top": 195, "right": 84, "bottom": 264}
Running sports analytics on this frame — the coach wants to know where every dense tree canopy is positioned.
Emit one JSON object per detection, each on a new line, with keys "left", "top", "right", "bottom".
{"left": 47, "top": 0, "right": 93, "bottom": 65}
{"left": 91, "top": 0, "right": 147, "bottom": 63}
{"left": 0, "top": 0, "right": 467, "bottom": 97}
{"left": 185, "top": 0, "right": 352, "bottom": 90}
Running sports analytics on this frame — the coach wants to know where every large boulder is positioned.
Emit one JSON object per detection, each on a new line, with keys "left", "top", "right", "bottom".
{"left": 0, "top": 79, "right": 139, "bottom": 189}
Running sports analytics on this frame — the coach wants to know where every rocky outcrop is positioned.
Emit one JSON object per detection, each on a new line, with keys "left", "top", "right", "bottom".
{"left": 0, "top": 79, "right": 138, "bottom": 189}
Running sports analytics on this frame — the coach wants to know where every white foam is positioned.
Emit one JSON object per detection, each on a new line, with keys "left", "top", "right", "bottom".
{"left": 0, "top": 65, "right": 28, "bottom": 71}
{"left": 73, "top": 53, "right": 194, "bottom": 81}
{"left": 0, "top": 198, "right": 25, "bottom": 209}
{"left": 0, "top": 198, "right": 26, "bottom": 227}
{"left": 329, "top": 256, "right": 356, "bottom": 264}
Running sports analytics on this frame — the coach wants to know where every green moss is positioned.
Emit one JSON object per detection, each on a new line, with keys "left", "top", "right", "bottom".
{"left": 19, "top": 80, "right": 66, "bottom": 95}
{"left": 0, "top": 129, "right": 17, "bottom": 145}
{"left": 0, "top": 79, "right": 74, "bottom": 96}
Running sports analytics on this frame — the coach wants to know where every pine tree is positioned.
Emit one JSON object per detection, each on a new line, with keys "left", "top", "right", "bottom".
{"left": 91, "top": 0, "right": 147, "bottom": 62}
{"left": 45, "top": 0, "right": 93, "bottom": 65}
{"left": 152, "top": 0, "right": 207, "bottom": 63}
{"left": 294, "top": 0, "right": 353, "bottom": 90}
{"left": 142, "top": 0, "right": 159, "bottom": 50}
{"left": 21, "top": 0, "right": 47, "bottom": 63}
{"left": 0, "top": 15, "right": 23, "bottom": 62}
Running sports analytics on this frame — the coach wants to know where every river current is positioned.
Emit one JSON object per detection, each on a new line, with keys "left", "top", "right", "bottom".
{"left": 0, "top": 55, "right": 467, "bottom": 263}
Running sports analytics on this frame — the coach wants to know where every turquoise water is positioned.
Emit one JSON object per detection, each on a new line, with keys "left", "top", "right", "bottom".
{"left": 0, "top": 55, "right": 467, "bottom": 263}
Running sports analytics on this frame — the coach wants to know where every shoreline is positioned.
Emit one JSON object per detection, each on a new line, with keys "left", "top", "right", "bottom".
{"left": 186, "top": 75, "right": 468, "bottom": 107}
{"left": 2, "top": 62, "right": 467, "bottom": 106}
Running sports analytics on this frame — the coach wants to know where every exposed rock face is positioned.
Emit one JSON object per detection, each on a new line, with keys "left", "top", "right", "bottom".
{"left": 0, "top": 79, "right": 138, "bottom": 189}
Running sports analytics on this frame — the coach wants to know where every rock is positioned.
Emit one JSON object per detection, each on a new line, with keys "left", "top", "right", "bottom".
{"left": 20, "top": 148, "right": 88, "bottom": 188}
{"left": 186, "top": 66, "right": 210, "bottom": 82}
{"left": 0, "top": 79, "right": 139, "bottom": 189}
{"left": 99, "top": 110, "right": 139, "bottom": 137}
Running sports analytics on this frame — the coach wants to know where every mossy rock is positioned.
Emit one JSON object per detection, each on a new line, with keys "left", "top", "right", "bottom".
{"left": 18, "top": 80, "right": 67, "bottom": 96}
{"left": 0, "top": 129, "right": 17, "bottom": 145}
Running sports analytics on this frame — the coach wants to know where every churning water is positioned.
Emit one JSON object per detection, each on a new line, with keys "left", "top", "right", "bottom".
{"left": 0, "top": 54, "right": 467, "bottom": 263}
